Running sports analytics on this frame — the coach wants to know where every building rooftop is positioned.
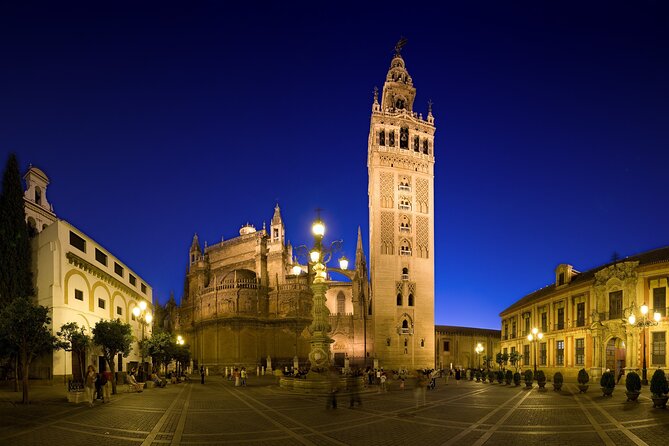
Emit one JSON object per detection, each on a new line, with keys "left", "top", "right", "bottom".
{"left": 499, "top": 245, "right": 669, "bottom": 316}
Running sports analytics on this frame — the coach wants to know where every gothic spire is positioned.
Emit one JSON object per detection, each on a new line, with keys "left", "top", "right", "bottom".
{"left": 190, "top": 233, "right": 201, "bottom": 253}
{"left": 271, "top": 203, "right": 283, "bottom": 225}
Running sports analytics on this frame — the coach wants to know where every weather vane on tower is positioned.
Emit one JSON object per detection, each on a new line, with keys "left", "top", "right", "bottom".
{"left": 394, "top": 36, "right": 408, "bottom": 55}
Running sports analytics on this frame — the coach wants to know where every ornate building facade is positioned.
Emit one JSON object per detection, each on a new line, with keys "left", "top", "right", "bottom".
{"left": 435, "top": 325, "right": 501, "bottom": 371}
{"left": 499, "top": 248, "right": 669, "bottom": 380}
{"left": 368, "top": 48, "right": 436, "bottom": 369}
{"left": 179, "top": 46, "right": 436, "bottom": 372}
{"left": 178, "top": 206, "right": 370, "bottom": 372}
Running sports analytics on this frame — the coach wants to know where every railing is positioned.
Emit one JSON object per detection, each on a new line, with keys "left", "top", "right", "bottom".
{"left": 277, "top": 283, "right": 310, "bottom": 292}
{"left": 201, "top": 279, "right": 260, "bottom": 294}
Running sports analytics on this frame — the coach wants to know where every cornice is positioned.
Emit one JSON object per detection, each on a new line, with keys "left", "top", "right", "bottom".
{"left": 66, "top": 251, "right": 143, "bottom": 302}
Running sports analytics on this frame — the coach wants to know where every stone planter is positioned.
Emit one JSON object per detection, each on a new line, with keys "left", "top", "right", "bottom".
{"left": 67, "top": 391, "right": 84, "bottom": 404}
{"left": 537, "top": 381, "right": 546, "bottom": 390}
{"left": 652, "top": 395, "right": 669, "bottom": 409}
{"left": 625, "top": 391, "right": 640, "bottom": 402}
{"left": 601, "top": 387, "right": 614, "bottom": 397}
{"left": 578, "top": 384, "right": 589, "bottom": 393}
{"left": 553, "top": 383, "right": 562, "bottom": 392}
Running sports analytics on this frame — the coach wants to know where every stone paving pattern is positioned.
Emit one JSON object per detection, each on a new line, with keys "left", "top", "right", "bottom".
{"left": 1, "top": 376, "right": 668, "bottom": 445}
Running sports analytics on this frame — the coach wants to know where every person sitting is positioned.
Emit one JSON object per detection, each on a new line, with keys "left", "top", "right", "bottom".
{"left": 151, "top": 371, "right": 166, "bottom": 388}
{"left": 127, "top": 369, "right": 143, "bottom": 392}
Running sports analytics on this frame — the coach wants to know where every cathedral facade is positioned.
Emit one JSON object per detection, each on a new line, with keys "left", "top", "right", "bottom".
{"left": 178, "top": 47, "right": 436, "bottom": 372}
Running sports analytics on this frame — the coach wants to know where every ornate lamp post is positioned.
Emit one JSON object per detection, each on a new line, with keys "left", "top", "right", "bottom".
{"left": 527, "top": 327, "right": 543, "bottom": 376}
{"left": 627, "top": 304, "right": 660, "bottom": 385}
{"left": 299, "top": 216, "right": 348, "bottom": 376}
{"left": 176, "top": 335, "right": 185, "bottom": 377}
{"left": 132, "top": 301, "right": 152, "bottom": 382}
{"left": 475, "top": 343, "right": 484, "bottom": 369}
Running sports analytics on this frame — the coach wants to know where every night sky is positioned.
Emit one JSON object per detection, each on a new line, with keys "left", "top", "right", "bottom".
{"left": 2, "top": 2, "right": 668, "bottom": 329}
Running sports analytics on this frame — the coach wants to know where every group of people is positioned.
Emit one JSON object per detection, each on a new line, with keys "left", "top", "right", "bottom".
{"left": 222, "top": 366, "right": 248, "bottom": 386}
{"left": 84, "top": 365, "right": 112, "bottom": 407}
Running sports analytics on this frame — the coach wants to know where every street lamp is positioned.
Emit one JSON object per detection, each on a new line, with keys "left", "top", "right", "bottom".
{"left": 527, "top": 327, "right": 543, "bottom": 376}
{"left": 176, "top": 335, "right": 185, "bottom": 377}
{"left": 132, "top": 301, "right": 152, "bottom": 382}
{"left": 302, "top": 215, "right": 347, "bottom": 375}
{"left": 475, "top": 343, "right": 484, "bottom": 369}
{"left": 627, "top": 303, "right": 661, "bottom": 385}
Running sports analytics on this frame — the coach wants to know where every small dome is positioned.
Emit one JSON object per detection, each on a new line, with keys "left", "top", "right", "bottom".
{"left": 239, "top": 223, "right": 256, "bottom": 235}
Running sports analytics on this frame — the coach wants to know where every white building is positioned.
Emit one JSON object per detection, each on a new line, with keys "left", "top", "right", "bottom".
{"left": 24, "top": 166, "right": 153, "bottom": 382}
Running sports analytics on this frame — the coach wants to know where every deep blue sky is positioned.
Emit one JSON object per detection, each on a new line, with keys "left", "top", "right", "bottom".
{"left": 2, "top": 2, "right": 668, "bottom": 329}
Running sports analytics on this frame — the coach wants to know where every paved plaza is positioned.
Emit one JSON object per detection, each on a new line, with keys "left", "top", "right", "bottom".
{"left": 1, "top": 376, "right": 669, "bottom": 445}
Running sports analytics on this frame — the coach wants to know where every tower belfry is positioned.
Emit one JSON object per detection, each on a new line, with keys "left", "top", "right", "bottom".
{"left": 368, "top": 41, "right": 436, "bottom": 369}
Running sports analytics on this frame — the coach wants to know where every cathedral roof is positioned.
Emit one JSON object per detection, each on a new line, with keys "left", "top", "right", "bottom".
{"left": 499, "top": 245, "right": 669, "bottom": 316}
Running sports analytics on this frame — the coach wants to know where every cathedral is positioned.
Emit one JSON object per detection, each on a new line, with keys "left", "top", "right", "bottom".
{"left": 178, "top": 45, "right": 436, "bottom": 372}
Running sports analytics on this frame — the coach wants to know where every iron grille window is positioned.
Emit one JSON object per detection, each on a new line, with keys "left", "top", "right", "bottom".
{"left": 575, "top": 338, "right": 585, "bottom": 365}
{"left": 557, "top": 308, "right": 564, "bottom": 330}
{"left": 654, "top": 288, "right": 666, "bottom": 317}
{"left": 541, "top": 313, "right": 547, "bottom": 333}
{"left": 512, "top": 322, "right": 516, "bottom": 339}
{"left": 69, "top": 231, "right": 86, "bottom": 252}
{"left": 114, "top": 262, "right": 124, "bottom": 277}
{"left": 98, "top": 298, "right": 105, "bottom": 309}
{"left": 141, "top": 283, "right": 147, "bottom": 294}
{"left": 524, "top": 317, "right": 530, "bottom": 336}
{"left": 609, "top": 290, "right": 623, "bottom": 320}
{"left": 116, "top": 306, "right": 122, "bottom": 316}
{"left": 556, "top": 340, "right": 564, "bottom": 365}
{"left": 523, "top": 345, "right": 530, "bottom": 365}
{"left": 577, "top": 302, "right": 585, "bottom": 327}
{"left": 444, "top": 341, "right": 450, "bottom": 352}
{"left": 539, "top": 343, "right": 547, "bottom": 366}
{"left": 504, "top": 324, "right": 508, "bottom": 341}
{"left": 652, "top": 332, "right": 666, "bottom": 366}
{"left": 129, "top": 274, "right": 136, "bottom": 286}
{"left": 74, "top": 289, "right": 83, "bottom": 301}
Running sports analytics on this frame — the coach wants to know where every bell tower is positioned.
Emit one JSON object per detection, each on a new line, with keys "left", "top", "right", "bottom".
{"left": 368, "top": 41, "right": 435, "bottom": 369}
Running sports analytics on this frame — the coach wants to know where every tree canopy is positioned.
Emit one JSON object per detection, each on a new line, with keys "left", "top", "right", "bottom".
{"left": 0, "top": 153, "right": 33, "bottom": 306}
{"left": 92, "top": 319, "right": 133, "bottom": 394}
{"left": 57, "top": 322, "right": 91, "bottom": 382}
{"left": 0, "top": 299, "right": 62, "bottom": 403}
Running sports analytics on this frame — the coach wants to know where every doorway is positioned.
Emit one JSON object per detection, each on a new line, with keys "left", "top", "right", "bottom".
{"left": 605, "top": 338, "right": 626, "bottom": 378}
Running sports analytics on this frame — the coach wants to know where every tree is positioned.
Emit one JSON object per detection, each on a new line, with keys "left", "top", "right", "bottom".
{"left": 57, "top": 322, "right": 91, "bottom": 383}
{"left": 509, "top": 351, "right": 523, "bottom": 372}
{"left": 173, "top": 343, "right": 191, "bottom": 375}
{"left": 481, "top": 354, "right": 491, "bottom": 370}
{"left": 143, "top": 331, "right": 176, "bottom": 374}
{"left": 0, "top": 299, "right": 63, "bottom": 403}
{"left": 0, "top": 153, "right": 33, "bottom": 306}
{"left": 92, "top": 319, "right": 133, "bottom": 395}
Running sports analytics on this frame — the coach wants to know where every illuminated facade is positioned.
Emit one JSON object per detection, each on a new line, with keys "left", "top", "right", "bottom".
{"left": 24, "top": 166, "right": 153, "bottom": 381}
{"left": 367, "top": 48, "right": 436, "bottom": 369}
{"left": 500, "top": 249, "right": 669, "bottom": 380}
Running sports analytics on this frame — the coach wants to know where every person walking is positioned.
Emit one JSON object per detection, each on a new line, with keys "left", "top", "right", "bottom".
{"left": 455, "top": 368, "right": 461, "bottom": 384}
{"left": 241, "top": 367, "right": 247, "bottom": 386}
{"left": 85, "top": 365, "right": 96, "bottom": 407}
{"left": 200, "top": 365, "right": 205, "bottom": 384}
{"left": 102, "top": 370, "right": 112, "bottom": 403}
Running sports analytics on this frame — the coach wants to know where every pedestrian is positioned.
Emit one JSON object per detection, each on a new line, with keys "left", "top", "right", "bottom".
{"left": 241, "top": 367, "right": 247, "bottom": 386}
{"left": 399, "top": 377, "right": 405, "bottom": 391}
{"left": 326, "top": 366, "right": 339, "bottom": 409}
{"left": 200, "top": 365, "right": 205, "bottom": 384}
{"left": 380, "top": 373, "right": 387, "bottom": 392}
{"left": 94, "top": 371, "right": 103, "bottom": 400}
{"left": 455, "top": 368, "right": 461, "bottom": 384}
{"left": 101, "top": 370, "right": 112, "bottom": 403}
{"left": 348, "top": 375, "right": 362, "bottom": 408}
{"left": 85, "top": 365, "right": 96, "bottom": 407}
{"left": 234, "top": 368, "right": 240, "bottom": 387}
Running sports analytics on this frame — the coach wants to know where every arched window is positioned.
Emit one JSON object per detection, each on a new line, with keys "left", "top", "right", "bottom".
{"left": 408, "top": 294, "right": 414, "bottom": 306}
{"left": 399, "top": 199, "right": 411, "bottom": 211}
{"left": 420, "top": 338, "right": 425, "bottom": 347}
{"left": 396, "top": 293, "right": 402, "bottom": 306}
{"left": 399, "top": 215, "right": 411, "bottom": 232}
{"left": 400, "top": 240, "right": 412, "bottom": 256}
{"left": 401, "top": 268, "right": 409, "bottom": 280}
{"left": 379, "top": 130, "right": 385, "bottom": 146}
{"left": 402, "top": 320, "right": 409, "bottom": 329}
{"left": 423, "top": 139, "right": 429, "bottom": 154}
{"left": 388, "top": 131, "right": 395, "bottom": 146}
{"left": 413, "top": 136, "right": 420, "bottom": 151}
{"left": 34, "top": 187, "right": 42, "bottom": 205}
{"left": 399, "top": 177, "right": 411, "bottom": 191}
{"left": 400, "top": 127, "right": 409, "bottom": 148}
{"left": 337, "top": 292, "right": 345, "bottom": 314}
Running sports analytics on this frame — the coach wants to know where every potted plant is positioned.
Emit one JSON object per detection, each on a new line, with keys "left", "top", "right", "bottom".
{"left": 625, "top": 371, "right": 641, "bottom": 402}
{"left": 505, "top": 370, "right": 513, "bottom": 385}
{"left": 553, "top": 371, "right": 563, "bottom": 392}
{"left": 469, "top": 369, "right": 474, "bottom": 381}
{"left": 536, "top": 370, "right": 547, "bottom": 390}
{"left": 513, "top": 372, "right": 521, "bottom": 386}
{"left": 488, "top": 370, "right": 495, "bottom": 383}
{"left": 496, "top": 370, "right": 504, "bottom": 384}
{"left": 524, "top": 369, "right": 533, "bottom": 389}
{"left": 600, "top": 370, "right": 615, "bottom": 397}
{"left": 474, "top": 370, "right": 481, "bottom": 382}
{"left": 650, "top": 369, "right": 669, "bottom": 408}
{"left": 577, "top": 368, "right": 589, "bottom": 393}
